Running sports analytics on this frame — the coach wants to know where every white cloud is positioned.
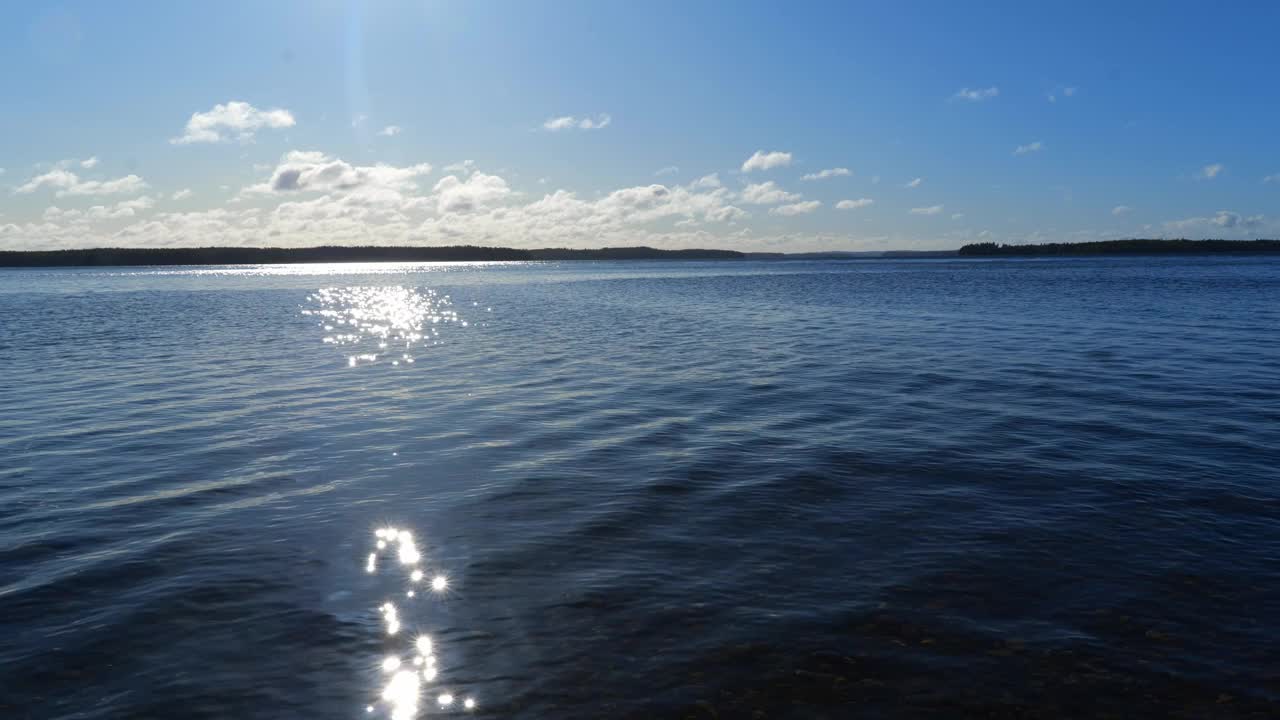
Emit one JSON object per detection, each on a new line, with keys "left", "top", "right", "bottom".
{"left": 246, "top": 150, "right": 432, "bottom": 195}
{"left": 433, "top": 172, "right": 511, "bottom": 214}
{"left": 769, "top": 200, "right": 820, "bottom": 216}
{"left": 80, "top": 156, "right": 99, "bottom": 169}
{"left": 379, "top": 125, "right": 402, "bottom": 137}
{"left": 801, "top": 167, "right": 851, "bottom": 181}
{"left": 691, "top": 173, "right": 721, "bottom": 189}
{"left": 351, "top": 114, "right": 368, "bottom": 128}
{"left": 15, "top": 168, "right": 147, "bottom": 197}
{"left": 1112, "top": 205, "right": 1132, "bottom": 216}
{"left": 740, "top": 181, "right": 801, "bottom": 205}
{"left": 88, "top": 196, "right": 155, "bottom": 219}
{"left": 1200, "top": 163, "right": 1224, "bottom": 180}
{"left": 42, "top": 196, "right": 156, "bottom": 222}
{"left": 904, "top": 177, "right": 923, "bottom": 188}
{"left": 1047, "top": 86, "right": 1078, "bottom": 103}
{"left": 654, "top": 166, "right": 680, "bottom": 177}
{"left": 1014, "top": 141, "right": 1044, "bottom": 156}
{"left": 836, "top": 198, "right": 873, "bottom": 210}
{"left": 1263, "top": 173, "right": 1279, "bottom": 183}
{"left": 4, "top": 149, "right": 907, "bottom": 253}
{"left": 1165, "top": 210, "right": 1265, "bottom": 232}
{"left": 443, "top": 160, "right": 476, "bottom": 174}
{"left": 741, "top": 150, "right": 792, "bottom": 172}
{"left": 910, "top": 205, "right": 944, "bottom": 215}
{"left": 951, "top": 212, "right": 965, "bottom": 220}
{"left": 173, "top": 189, "right": 193, "bottom": 200}
{"left": 952, "top": 87, "right": 999, "bottom": 102}
{"left": 542, "top": 114, "right": 611, "bottom": 131}
{"left": 171, "top": 100, "right": 296, "bottom": 144}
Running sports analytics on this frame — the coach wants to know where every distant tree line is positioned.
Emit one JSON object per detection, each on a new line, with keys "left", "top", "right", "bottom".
{"left": 958, "top": 239, "right": 1280, "bottom": 256}
{"left": 0, "top": 245, "right": 748, "bottom": 268}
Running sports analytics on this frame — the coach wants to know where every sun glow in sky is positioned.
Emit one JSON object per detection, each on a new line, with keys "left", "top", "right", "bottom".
{"left": 2, "top": 1, "right": 1278, "bottom": 252}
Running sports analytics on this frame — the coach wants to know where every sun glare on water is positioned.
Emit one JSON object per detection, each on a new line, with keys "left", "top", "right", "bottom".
{"left": 302, "top": 286, "right": 468, "bottom": 368}
{"left": 365, "top": 526, "right": 476, "bottom": 718}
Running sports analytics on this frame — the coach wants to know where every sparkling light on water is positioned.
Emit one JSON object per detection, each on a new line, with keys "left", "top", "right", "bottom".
{"left": 302, "top": 286, "right": 466, "bottom": 368}
{"left": 364, "top": 526, "right": 474, "bottom": 718}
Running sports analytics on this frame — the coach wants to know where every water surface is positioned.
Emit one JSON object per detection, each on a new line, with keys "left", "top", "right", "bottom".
{"left": 2, "top": 257, "right": 1278, "bottom": 718}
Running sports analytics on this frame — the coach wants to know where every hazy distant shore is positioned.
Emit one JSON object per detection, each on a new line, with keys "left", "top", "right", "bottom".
{"left": 959, "top": 239, "right": 1280, "bottom": 256}
{"left": 1, "top": 239, "right": 1277, "bottom": 267}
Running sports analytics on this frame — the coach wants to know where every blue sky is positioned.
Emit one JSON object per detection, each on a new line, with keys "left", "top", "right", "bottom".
{"left": 2, "top": 0, "right": 1277, "bottom": 251}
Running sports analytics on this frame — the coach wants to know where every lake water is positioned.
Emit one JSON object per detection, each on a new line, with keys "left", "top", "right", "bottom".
{"left": 2, "top": 257, "right": 1278, "bottom": 718}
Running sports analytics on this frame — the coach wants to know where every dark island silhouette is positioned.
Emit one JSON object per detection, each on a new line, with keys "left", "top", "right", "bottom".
{"left": 0, "top": 239, "right": 1277, "bottom": 267}
{"left": 958, "top": 239, "right": 1280, "bottom": 256}
{"left": 0, "top": 245, "right": 744, "bottom": 267}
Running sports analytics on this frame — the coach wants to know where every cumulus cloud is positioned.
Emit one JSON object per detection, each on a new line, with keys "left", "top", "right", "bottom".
{"left": 740, "top": 181, "right": 801, "bottom": 205}
{"left": 88, "top": 196, "right": 155, "bottom": 219}
{"left": 1112, "top": 205, "right": 1132, "bottom": 216}
{"left": 80, "top": 156, "right": 99, "bottom": 169}
{"left": 443, "top": 160, "right": 476, "bottom": 174}
{"left": 42, "top": 196, "right": 156, "bottom": 222}
{"left": 802, "top": 167, "right": 851, "bottom": 181}
{"left": 15, "top": 168, "right": 147, "bottom": 197}
{"left": 691, "top": 173, "right": 721, "bottom": 189}
{"left": 1014, "top": 141, "right": 1044, "bottom": 155}
{"left": 741, "top": 150, "right": 792, "bottom": 172}
{"left": 953, "top": 87, "right": 999, "bottom": 101}
{"left": 904, "top": 177, "right": 923, "bottom": 188}
{"left": 910, "top": 205, "right": 944, "bottom": 215}
{"left": 1200, "top": 163, "right": 1224, "bottom": 180}
{"left": 413, "top": 181, "right": 748, "bottom": 248}
{"left": 1165, "top": 210, "right": 1265, "bottom": 232}
{"left": 171, "top": 101, "right": 296, "bottom": 144}
{"left": 654, "top": 166, "right": 680, "bottom": 177}
{"left": 433, "top": 172, "right": 511, "bottom": 214}
{"left": 542, "top": 114, "right": 611, "bottom": 131}
{"left": 836, "top": 198, "right": 873, "bottom": 210}
{"left": 769, "top": 200, "right": 820, "bottom": 216}
{"left": 379, "top": 125, "right": 402, "bottom": 137}
{"left": 5, "top": 150, "right": 888, "bottom": 252}
{"left": 246, "top": 150, "right": 432, "bottom": 195}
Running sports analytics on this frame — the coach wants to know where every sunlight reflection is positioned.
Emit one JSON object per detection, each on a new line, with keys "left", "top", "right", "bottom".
{"left": 303, "top": 286, "right": 466, "bottom": 368}
{"left": 365, "top": 525, "right": 475, "bottom": 718}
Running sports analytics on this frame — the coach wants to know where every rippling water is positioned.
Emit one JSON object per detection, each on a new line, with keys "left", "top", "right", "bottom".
{"left": 2, "top": 257, "right": 1278, "bottom": 718}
